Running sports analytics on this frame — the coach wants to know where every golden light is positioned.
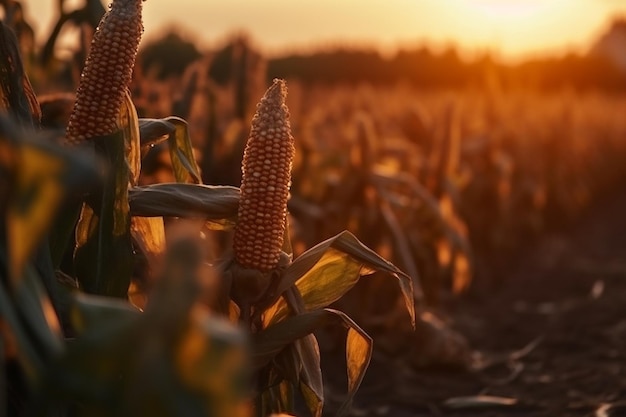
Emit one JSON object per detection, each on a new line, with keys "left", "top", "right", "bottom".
{"left": 466, "top": 0, "right": 546, "bottom": 19}
{"left": 445, "top": 0, "right": 577, "bottom": 58}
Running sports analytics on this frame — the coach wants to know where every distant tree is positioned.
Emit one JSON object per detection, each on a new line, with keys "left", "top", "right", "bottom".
{"left": 591, "top": 17, "right": 626, "bottom": 72}
{"left": 139, "top": 31, "right": 202, "bottom": 80}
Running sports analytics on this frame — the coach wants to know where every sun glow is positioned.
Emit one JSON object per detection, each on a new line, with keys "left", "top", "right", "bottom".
{"left": 468, "top": 0, "right": 546, "bottom": 19}
{"left": 445, "top": 0, "right": 582, "bottom": 59}
{"left": 29, "top": 0, "right": 626, "bottom": 62}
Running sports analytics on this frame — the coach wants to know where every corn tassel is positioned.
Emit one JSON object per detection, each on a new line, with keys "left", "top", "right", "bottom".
{"left": 233, "top": 79, "right": 295, "bottom": 272}
{"left": 65, "top": 0, "right": 143, "bottom": 145}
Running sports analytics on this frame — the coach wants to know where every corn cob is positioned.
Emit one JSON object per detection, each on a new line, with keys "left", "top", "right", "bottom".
{"left": 65, "top": 0, "right": 143, "bottom": 145}
{"left": 233, "top": 79, "right": 295, "bottom": 272}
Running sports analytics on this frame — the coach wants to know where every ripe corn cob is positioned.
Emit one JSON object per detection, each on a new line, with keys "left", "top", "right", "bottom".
{"left": 233, "top": 79, "right": 295, "bottom": 272}
{"left": 65, "top": 0, "right": 143, "bottom": 145}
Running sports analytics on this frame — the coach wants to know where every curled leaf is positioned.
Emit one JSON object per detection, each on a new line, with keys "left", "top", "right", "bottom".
{"left": 139, "top": 118, "right": 175, "bottom": 152}
{"left": 129, "top": 183, "right": 239, "bottom": 229}
{"left": 252, "top": 309, "right": 372, "bottom": 416}
{"left": 164, "top": 116, "right": 202, "bottom": 184}
{"left": 264, "top": 231, "right": 415, "bottom": 328}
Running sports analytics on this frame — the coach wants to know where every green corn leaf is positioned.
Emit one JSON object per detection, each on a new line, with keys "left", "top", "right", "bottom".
{"left": 72, "top": 292, "right": 140, "bottom": 335}
{"left": 6, "top": 130, "right": 98, "bottom": 283}
{"left": 72, "top": 97, "right": 138, "bottom": 297}
{"left": 48, "top": 201, "right": 81, "bottom": 269}
{"left": 44, "top": 257, "right": 247, "bottom": 416}
{"left": 35, "top": 294, "right": 142, "bottom": 410}
{"left": 0, "top": 281, "right": 46, "bottom": 380}
{"left": 129, "top": 183, "right": 239, "bottom": 230}
{"left": 14, "top": 266, "right": 64, "bottom": 355}
{"left": 74, "top": 130, "right": 133, "bottom": 298}
{"left": 164, "top": 116, "right": 202, "bottom": 184}
{"left": 8, "top": 140, "right": 64, "bottom": 284}
{"left": 264, "top": 231, "right": 415, "bottom": 328}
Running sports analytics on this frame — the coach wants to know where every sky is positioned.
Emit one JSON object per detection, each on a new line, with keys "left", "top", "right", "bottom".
{"left": 28, "top": 0, "right": 626, "bottom": 61}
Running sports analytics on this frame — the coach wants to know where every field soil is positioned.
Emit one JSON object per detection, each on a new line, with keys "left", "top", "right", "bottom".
{"left": 323, "top": 188, "right": 626, "bottom": 417}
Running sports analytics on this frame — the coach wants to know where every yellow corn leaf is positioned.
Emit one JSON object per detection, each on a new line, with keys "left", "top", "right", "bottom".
{"left": 8, "top": 143, "right": 63, "bottom": 283}
{"left": 263, "top": 231, "right": 415, "bottom": 328}
{"left": 175, "top": 308, "right": 249, "bottom": 417}
{"left": 131, "top": 216, "right": 166, "bottom": 261}
{"left": 121, "top": 90, "right": 141, "bottom": 185}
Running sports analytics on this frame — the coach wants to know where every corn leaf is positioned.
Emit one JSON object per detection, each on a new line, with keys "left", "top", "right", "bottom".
{"left": 72, "top": 292, "right": 140, "bottom": 334}
{"left": 338, "top": 327, "right": 371, "bottom": 416}
{"left": 7, "top": 134, "right": 98, "bottom": 283}
{"left": 14, "top": 267, "right": 63, "bottom": 355}
{"left": 271, "top": 335, "right": 322, "bottom": 417}
{"left": 0, "top": 281, "right": 46, "bottom": 379}
{"left": 36, "top": 294, "right": 142, "bottom": 409}
{"left": 164, "top": 116, "right": 202, "bottom": 184}
{"left": 0, "top": 249, "right": 61, "bottom": 382}
{"left": 264, "top": 231, "right": 415, "bottom": 328}
{"left": 131, "top": 216, "right": 166, "bottom": 261}
{"left": 74, "top": 131, "right": 133, "bottom": 298}
{"left": 296, "top": 335, "right": 323, "bottom": 417}
{"left": 121, "top": 90, "right": 142, "bottom": 185}
{"left": 48, "top": 201, "right": 81, "bottom": 269}
{"left": 175, "top": 312, "right": 249, "bottom": 417}
{"left": 261, "top": 379, "right": 293, "bottom": 417}
{"left": 129, "top": 183, "right": 239, "bottom": 230}
{"left": 8, "top": 142, "right": 63, "bottom": 284}
{"left": 139, "top": 118, "right": 175, "bottom": 154}
{"left": 252, "top": 308, "right": 371, "bottom": 415}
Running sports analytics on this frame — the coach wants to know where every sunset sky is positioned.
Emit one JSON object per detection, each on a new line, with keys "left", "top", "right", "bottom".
{"left": 30, "top": 0, "right": 626, "bottom": 61}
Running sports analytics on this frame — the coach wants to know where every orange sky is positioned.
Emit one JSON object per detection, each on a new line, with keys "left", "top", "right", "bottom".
{"left": 30, "top": 0, "right": 626, "bottom": 61}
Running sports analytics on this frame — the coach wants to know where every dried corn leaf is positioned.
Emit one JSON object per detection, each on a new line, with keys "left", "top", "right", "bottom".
{"left": 164, "top": 116, "right": 202, "bottom": 184}
{"left": 129, "top": 183, "right": 239, "bottom": 230}
{"left": 264, "top": 231, "right": 415, "bottom": 328}
{"left": 121, "top": 90, "right": 141, "bottom": 185}
{"left": 253, "top": 309, "right": 372, "bottom": 416}
{"left": 139, "top": 118, "right": 175, "bottom": 152}
{"left": 444, "top": 395, "right": 518, "bottom": 409}
{"left": 131, "top": 216, "right": 165, "bottom": 261}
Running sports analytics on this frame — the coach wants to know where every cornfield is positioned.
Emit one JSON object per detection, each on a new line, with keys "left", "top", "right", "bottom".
{"left": 3, "top": 0, "right": 626, "bottom": 416}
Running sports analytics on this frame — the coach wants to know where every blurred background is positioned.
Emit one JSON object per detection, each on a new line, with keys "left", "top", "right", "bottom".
{"left": 16, "top": 0, "right": 626, "bottom": 302}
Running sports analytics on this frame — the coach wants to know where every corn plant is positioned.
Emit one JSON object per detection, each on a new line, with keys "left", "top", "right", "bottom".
{"left": 289, "top": 106, "right": 472, "bottom": 307}
{"left": 2, "top": 1, "right": 418, "bottom": 416}
{"left": 1, "top": 5, "right": 249, "bottom": 416}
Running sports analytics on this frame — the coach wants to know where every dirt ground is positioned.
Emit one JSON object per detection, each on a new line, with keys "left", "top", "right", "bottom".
{"left": 323, "top": 188, "right": 626, "bottom": 417}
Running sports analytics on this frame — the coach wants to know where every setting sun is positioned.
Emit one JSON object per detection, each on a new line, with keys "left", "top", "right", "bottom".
{"left": 27, "top": 0, "right": 626, "bottom": 60}
{"left": 444, "top": 0, "right": 575, "bottom": 58}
